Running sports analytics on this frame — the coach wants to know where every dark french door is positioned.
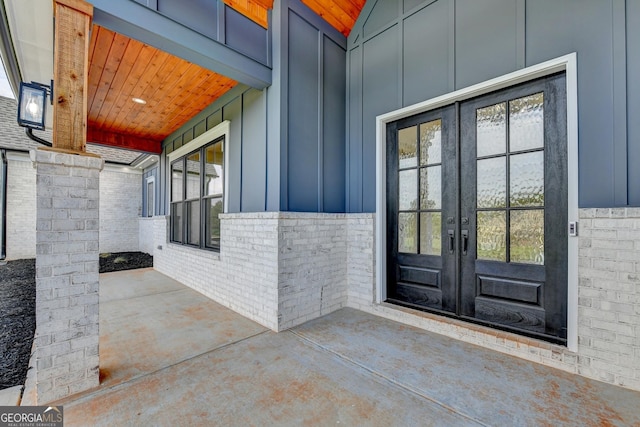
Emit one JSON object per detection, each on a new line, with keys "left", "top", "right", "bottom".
{"left": 386, "top": 73, "right": 568, "bottom": 344}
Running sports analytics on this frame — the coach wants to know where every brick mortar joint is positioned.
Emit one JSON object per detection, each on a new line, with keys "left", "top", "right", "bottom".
{"left": 30, "top": 149, "right": 105, "bottom": 171}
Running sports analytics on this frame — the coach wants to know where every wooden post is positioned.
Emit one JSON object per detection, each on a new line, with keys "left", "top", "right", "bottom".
{"left": 52, "top": 0, "right": 93, "bottom": 152}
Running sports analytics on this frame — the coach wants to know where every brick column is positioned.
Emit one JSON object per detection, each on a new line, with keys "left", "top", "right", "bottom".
{"left": 31, "top": 149, "right": 103, "bottom": 403}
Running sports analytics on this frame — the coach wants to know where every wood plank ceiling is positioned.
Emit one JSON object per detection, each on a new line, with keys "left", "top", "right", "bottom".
{"left": 87, "top": 26, "right": 237, "bottom": 153}
{"left": 86, "top": 1, "right": 365, "bottom": 153}
{"left": 224, "top": 0, "right": 365, "bottom": 35}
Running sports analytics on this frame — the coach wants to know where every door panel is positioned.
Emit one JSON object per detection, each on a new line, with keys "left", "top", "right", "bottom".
{"left": 460, "top": 73, "right": 567, "bottom": 341}
{"left": 387, "top": 106, "right": 457, "bottom": 313}
{"left": 387, "top": 73, "right": 568, "bottom": 344}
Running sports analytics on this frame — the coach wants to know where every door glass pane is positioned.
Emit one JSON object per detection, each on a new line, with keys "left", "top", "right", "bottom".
{"left": 398, "top": 212, "right": 417, "bottom": 254}
{"left": 477, "top": 102, "right": 506, "bottom": 157}
{"left": 206, "top": 197, "right": 223, "bottom": 248}
{"left": 399, "top": 126, "right": 417, "bottom": 168}
{"left": 477, "top": 211, "right": 506, "bottom": 262}
{"left": 420, "top": 119, "right": 442, "bottom": 165}
{"left": 420, "top": 212, "right": 441, "bottom": 255}
{"left": 171, "top": 162, "right": 183, "bottom": 202}
{"left": 477, "top": 157, "right": 506, "bottom": 208}
{"left": 187, "top": 200, "right": 200, "bottom": 246}
{"left": 510, "top": 209, "right": 544, "bottom": 264}
{"left": 399, "top": 169, "right": 417, "bottom": 210}
{"left": 509, "top": 93, "right": 544, "bottom": 152}
{"left": 185, "top": 152, "right": 201, "bottom": 200}
{"left": 510, "top": 151, "right": 544, "bottom": 207}
{"left": 420, "top": 166, "right": 441, "bottom": 209}
{"left": 205, "top": 142, "right": 224, "bottom": 197}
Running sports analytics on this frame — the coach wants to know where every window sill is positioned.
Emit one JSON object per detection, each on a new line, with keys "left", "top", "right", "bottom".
{"left": 165, "top": 242, "right": 221, "bottom": 261}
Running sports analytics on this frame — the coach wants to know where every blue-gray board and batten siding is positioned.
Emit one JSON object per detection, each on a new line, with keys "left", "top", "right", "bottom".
{"left": 159, "top": 0, "right": 347, "bottom": 215}
{"left": 347, "top": 0, "right": 640, "bottom": 211}
{"left": 158, "top": 0, "right": 639, "bottom": 214}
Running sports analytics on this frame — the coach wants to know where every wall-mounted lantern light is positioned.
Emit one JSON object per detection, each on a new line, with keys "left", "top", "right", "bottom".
{"left": 17, "top": 81, "right": 53, "bottom": 131}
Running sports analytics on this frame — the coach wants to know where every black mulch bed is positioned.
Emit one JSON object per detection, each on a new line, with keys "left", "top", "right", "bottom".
{"left": 99, "top": 251, "right": 153, "bottom": 273}
{"left": 0, "top": 252, "right": 153, "bottom": 389}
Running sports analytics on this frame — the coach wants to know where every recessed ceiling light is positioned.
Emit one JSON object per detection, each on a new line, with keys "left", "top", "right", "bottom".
{"left": 132, "top": 97, "right": 146, "bottom": 104}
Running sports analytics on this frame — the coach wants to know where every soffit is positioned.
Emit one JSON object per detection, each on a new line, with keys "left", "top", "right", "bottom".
{"left": 300, "top": 0, "right": 366, "bottom": 36}
{"left": 224, "top": 0, "right": 365, "bottom": 36}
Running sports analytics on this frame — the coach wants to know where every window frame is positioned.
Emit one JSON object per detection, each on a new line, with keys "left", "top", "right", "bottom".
{"left": 169, "top": 135, "right": 226, "bottom": 252}
{"left": 145, "top": 176, "right": 155, "bottom": 217}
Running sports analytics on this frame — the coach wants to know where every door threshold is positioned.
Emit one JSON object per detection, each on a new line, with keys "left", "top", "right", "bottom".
{"left": 380, "top": 300, "right": 570, "bottom": 352}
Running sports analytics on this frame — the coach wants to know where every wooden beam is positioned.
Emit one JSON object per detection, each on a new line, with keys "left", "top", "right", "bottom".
{"left": 52, "top": 0, "right": 93, "bottom": 152}
{"left": 87, "top": 127, "right": 163, "bottom": 154}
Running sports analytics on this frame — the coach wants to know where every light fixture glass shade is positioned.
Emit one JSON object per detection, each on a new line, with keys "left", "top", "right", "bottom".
{"left": 17, "top": 82, "right": 47, "bottom": 130}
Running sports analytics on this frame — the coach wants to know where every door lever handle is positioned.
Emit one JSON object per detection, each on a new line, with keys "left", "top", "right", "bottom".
{"left": 448, "top": 230, "right": 455, "bottom": 254}
{"left": 462, "top": 230, "right": 469, "bottom": 256}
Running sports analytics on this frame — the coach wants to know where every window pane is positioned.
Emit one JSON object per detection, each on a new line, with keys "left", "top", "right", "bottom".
{"left": 420, "top": 212, "right": 441, "bottom": 256}
{"left": 171, "top": 202, "right": 183, "bottom": 243}
{"left": 509, "top": 92, "right": 544, "bottom": 152}
{"left": 477, "top": 103, "right": 506, "bottom": 157}
{"left": 477, "top": 157, "right": 506, "bottom": 208}
{"left": 206, "top": 197, "right": 223, "bottom": 248}
{"left": 205, "top": 142, "right": 224, "bottom": 197}
{"left": 185, "top": 152, "right": 201, "bottom": 200}
{"left": 399, "top": 126, "right": 417, "bottom": 168}
{"left": 147, "top": 181, "right": 154, "bottom": 217}
{"left": 186, "top": 200, "right": 200, "bottom": 245}
{"left": 477, "top": 211, "right": 506, "bottom": 262}
{"left": 420, "top": 166, "right": 441, "bottom": 210}
{"left": 510, "top": 209, "right": 544, "bottom": 265}
{"left": 171, "top": 162, "right": 183, "bottom": 202}
{"left": 398, "top": 212, "right": 417, "bottom": 254}
{"left": 399, "top": 169, "right": 417, "bottom": 211}
{"left": 510, "top": 151, "right": 544, "bottom": 207}
{"left": 420, "top": 119, "right": 441, "bottom": 165}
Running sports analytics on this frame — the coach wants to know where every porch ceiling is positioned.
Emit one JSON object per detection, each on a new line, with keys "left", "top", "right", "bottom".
{"left": 225, "top": 0, "right": 365, "bottom": 36}
{"left": 86, "top": 25, "right": 237, "bottom": 154}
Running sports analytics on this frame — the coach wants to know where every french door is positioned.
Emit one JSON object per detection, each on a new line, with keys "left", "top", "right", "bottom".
{"left": 386, "top": 73, "right": 568, "bottom": 344}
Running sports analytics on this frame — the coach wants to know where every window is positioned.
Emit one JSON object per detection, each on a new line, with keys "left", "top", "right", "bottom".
{"left": 146, "top": 177, "right": 155, "bottom": 217}
{"left": 170, "top": 137, "right": 224, "bottom": 250}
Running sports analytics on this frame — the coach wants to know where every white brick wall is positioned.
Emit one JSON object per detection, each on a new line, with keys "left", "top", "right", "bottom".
{"left": 154, "top": 214, "right": 280, "bottom": 330}
{"left": 577, "top": 208, "right": 640, "bottom": 390}
{"left": 99, "top": 166, "right": 142, "bottom": 253}
{"left": 3, "top": 153, "right": 142, "bottom": 259}
{"left": 346, "top": 214, "right": 376, "bottom": 310}
{"left": 345, "top": 210, "right": 640, "bottom": 392}
{"left": 32, "top": 150, "right": 103, "bottom": 403}
{"left": 154, "top": 213, "right": 360, "bottom": 331}
{"left": 6, "top": 155, "right": 35, "bottom": 260}
{"left": 138, "top": 217, "right": 155, "bottom": 255}
{"left": 277, "top": 214, "right": 348, "bottom": 330}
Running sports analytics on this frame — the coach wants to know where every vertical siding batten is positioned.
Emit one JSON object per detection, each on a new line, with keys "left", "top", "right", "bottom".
{"left": 627, "top": 0, "right": 640, "bottom": 205}
{"left": 612, "top": 0, "right": 628, "bottom": 206}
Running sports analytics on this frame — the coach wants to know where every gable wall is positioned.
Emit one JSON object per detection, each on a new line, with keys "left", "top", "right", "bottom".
{"left": 347, "top": 0, "right": 640, "bottom": 210}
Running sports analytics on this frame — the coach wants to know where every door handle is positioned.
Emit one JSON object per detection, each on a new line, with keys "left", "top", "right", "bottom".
{"left": 462, "top": 230, "right": 469, "bottom": 256}
{"left": 448, "top": 230, "right": 455, "bottom": 254}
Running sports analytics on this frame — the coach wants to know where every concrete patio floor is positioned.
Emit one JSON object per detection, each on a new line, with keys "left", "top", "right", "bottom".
{"left": 46, "top": 268, "right": 639, "bottom": 426}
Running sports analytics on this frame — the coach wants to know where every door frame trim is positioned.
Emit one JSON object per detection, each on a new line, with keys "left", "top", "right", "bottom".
{"left": 375, "top": 53, "right": 579, "bottom": 351}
